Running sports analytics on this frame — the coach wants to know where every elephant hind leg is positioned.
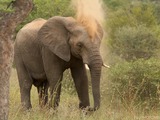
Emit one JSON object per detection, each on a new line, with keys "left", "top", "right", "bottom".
{"left": 15, "top": 57, "right": 33, "bottom": 110}
{"left": 37, "top": 81, "right": 49, "bottom": 107}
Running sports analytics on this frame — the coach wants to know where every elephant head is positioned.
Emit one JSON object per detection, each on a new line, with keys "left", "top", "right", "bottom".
{"left": 38, "top": 16, "right": 103, "bottom": 110}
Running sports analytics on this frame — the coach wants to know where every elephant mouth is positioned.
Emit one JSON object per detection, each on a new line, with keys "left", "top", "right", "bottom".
{"left": 71, "top": 50, "right": 82, "bottom": 59}
{"left": 75, "top": 54, "right": 82, "bottom": 59}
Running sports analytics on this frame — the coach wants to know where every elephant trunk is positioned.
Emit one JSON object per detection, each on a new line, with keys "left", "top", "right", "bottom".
{"left": 88, "top": 53, "right": 102, "bottom": 110}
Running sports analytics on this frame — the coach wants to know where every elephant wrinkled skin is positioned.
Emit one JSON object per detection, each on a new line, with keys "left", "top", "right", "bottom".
{"left": 14, "top": 16, "right": 104, "bottom": 111}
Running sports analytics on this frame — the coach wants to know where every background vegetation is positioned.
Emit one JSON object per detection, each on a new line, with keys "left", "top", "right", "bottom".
{"left": 1, "top": 0, "right": 160, "bottom": 119}
{"left": 105, "top": 0, "right": 160, "bottom": 111}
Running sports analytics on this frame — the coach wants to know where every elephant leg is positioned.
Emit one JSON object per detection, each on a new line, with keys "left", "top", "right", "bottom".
{"left": 71, "top": 65, "right": 90, "bottom": 109}
{"left": 37, "top": 81, "right": 49, "bottom": 107}
{"left": 43, "top": 82, "right": 49, "bottom": 105}
{"left": 42, "top": 49, "right": 63, "bottom": 109}
{"left": 37, "top": 86, "right": 43, "bottom": 106}
{"left": 15, "top": 57, "right": 33, "bottom": 110}
{"left": 54, "top": 75, "right": 63, "bottom": 108}
{"left": 47, "top": 72, "right": 63, "bottom": 109}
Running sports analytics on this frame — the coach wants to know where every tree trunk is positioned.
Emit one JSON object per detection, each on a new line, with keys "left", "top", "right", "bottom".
{"left": 0, "top": 1, "right": 33, "bottom": 120}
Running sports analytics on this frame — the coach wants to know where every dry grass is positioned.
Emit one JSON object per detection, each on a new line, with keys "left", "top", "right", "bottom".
{"left": 9, "top": 69, "right": 160, "bottom": 120}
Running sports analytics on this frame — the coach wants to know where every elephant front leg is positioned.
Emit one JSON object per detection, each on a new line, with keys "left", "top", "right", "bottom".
{"left": 47, "top": 74, "right": 63, "bottom": 109}
{"left": 53, "top": 82, "right": 62, "bottom": 108}
{"left": 71, "top": 65, "right": 90, "bottom": 109}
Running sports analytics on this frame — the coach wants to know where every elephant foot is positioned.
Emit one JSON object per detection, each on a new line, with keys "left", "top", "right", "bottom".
{"left": 21, "top": 104, "right": 32, "bottom": 111}
{"left": 79, "top": 102, "right": 90, "bottom": 109}
{"left": 79, "top": 105, "right": 99, "bottom": 112}
{"left": 80, "top": 107, "right": 97, "bottom": 116}
{"left": 87, "top": 107, "right": 98, "bottom": 111}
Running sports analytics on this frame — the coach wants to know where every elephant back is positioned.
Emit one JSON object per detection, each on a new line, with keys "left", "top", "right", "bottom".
{"left": 15, "top": 18, "right": 47, "bottom": 55}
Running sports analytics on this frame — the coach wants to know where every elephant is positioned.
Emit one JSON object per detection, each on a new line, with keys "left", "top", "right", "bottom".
{"left": 14, "top": 16, "right": 105, "bottom": 111}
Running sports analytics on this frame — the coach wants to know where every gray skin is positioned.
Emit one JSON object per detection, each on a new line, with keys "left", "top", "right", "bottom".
{"left": 14, "top": 16, "right": 103, "bottom": 111}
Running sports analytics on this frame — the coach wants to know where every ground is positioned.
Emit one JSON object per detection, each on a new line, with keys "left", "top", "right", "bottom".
{"left": 9, "top": 69, "right": 160, "bottom": 120}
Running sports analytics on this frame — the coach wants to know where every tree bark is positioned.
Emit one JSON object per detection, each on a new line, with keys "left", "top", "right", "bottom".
{"left": 0, "top": 1, "right": 33, "bottom": 120}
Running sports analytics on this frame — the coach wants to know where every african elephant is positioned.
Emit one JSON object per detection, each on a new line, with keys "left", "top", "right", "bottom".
{"left": 14, "top": 16, "right": 104, "bottom": 111}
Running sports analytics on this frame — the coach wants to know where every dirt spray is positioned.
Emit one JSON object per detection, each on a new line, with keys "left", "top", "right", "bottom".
{"left": 71, "top": 0, "right": 105, "bottom": 38}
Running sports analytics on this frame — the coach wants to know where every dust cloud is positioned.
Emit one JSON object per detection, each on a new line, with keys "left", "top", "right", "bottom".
{"left": 71, "top": 0, "right": 105, "bottom": 38}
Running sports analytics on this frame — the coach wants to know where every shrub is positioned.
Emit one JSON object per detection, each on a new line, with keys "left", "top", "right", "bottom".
{"left": 16, "top": 0, "right": 74, "bottom": 31}
{"left": 103, "top": 0, "right": 130, "bottom": 10}
{"left": 106, "top": 2, "right": 157, "bottom": 40}
{"left": 154, "top": 4, "right": 160, "bottom": 24}
{"left": 107, "top": 58, "right": 160, "bottom": 109}
{"left": 108, "top": 25, "right": 159, "bottom": 61}
{"left": 30, "top": 0, "right": 74, "bottom": 19}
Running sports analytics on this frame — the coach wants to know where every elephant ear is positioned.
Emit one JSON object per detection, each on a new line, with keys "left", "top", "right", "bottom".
{"left": 96, "top": 22, "right": 104, "bottom": 41}
{"left": 38, "top": 16, "right": 74, "bottom": 62}
{"left": 92, "top": 22, "right": 104, "bottom": 47}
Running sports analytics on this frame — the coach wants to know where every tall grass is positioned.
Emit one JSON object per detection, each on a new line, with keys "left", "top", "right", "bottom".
{"left": 9, "top": 69, "right": 160, "bottom": 120}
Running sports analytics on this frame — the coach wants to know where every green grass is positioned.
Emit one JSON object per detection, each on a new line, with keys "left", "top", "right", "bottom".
{"left": 9, "top": 69, "right": 160, "bottom": 120}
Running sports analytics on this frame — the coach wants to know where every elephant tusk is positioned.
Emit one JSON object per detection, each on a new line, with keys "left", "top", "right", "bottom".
{"left": 102, "top": 63, "right": 110, "bottom": 68}
{"left": 85, "top": 64, "right": 90, "bottom": 70}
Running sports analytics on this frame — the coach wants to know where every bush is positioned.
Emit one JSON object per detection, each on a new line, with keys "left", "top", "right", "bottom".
{"left": 103, "top": 0, "right": 130, "bottom": 10}
{"left": 106, "top": 2, "right": 157, "bottom": 40}
{"left": 16, "top": 0, "right": 74, "bottom": 31}
{"left": 107, "top": 58, "right": 160, "bottom": 109}
{"left": 154, "top": 4, "right": 160, "bottom": 24}
{"left": 30, "top": 0, "right": 73, "bottom": 19}
{"left": 108, "top": 25, "right": 159, "bottom": 61}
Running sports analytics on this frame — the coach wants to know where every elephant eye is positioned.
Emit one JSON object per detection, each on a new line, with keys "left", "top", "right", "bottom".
{"left": 77, "top": 43, "right": 82, "bottom": 48}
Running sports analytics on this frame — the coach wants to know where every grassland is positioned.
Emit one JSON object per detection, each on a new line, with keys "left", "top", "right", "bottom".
{"left": 9, "top": 69, "right": 160, "bottom": 120}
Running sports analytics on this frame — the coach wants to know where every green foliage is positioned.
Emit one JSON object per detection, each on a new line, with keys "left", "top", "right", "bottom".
{"left": 0, "top": 0, "right": 11, "bottom": 10}
{"left": 130, "top": 3, "right": 157, "bottom": 26}
{"left": 16, "top": 0, "right": 74, "bottom": 31}
{"left": 104, "top": 0, "right": 160, "bottom": 112}
{"left": 0, "top": 0, "right": 15, "bottom": 17}
{"left": 62, "top": 70, "right": 76, "bottom": 95}
{"left": 109, "top": 25, "right": 159, "bottom": 61}
{"left": 154, "top": 4, "right": 160, "bottom": 24}
{"left": 103, "top": 0, "right": 130, "bottom": 10}
{"left": 30, "top": 0, "right": 73, "bottom": 19}
{"left": 107, "top": 58, "right": 160, "bottom": 109}
{"left": 107, "top": 2, "right": 157, "bottom": 38}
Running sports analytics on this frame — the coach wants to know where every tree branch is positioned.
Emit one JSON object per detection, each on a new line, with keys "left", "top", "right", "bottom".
{"left": 0, "top": 0, "right": 33, "bottom": 38}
